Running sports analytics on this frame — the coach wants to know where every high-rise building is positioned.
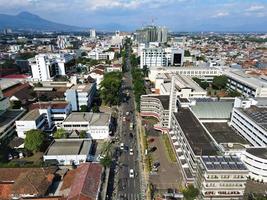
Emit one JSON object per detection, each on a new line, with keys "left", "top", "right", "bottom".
{"left": 90, "top": 29, "right": 96, "bottom": 38}
{"left": 29, "top": 54, "right": 75, "bottom": 82}
{"left": 157, "top": 27, "right": 168, "bottom": 43}
{"left": 136, "top": 25, "right": 168, "bottom": 43}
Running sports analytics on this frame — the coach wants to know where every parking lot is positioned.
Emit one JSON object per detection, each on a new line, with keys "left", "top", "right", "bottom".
{"left": 145, "top": 122, "right": 184, "bottom": 193}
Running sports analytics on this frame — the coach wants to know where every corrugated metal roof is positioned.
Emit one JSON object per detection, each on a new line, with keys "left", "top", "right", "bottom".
{"left": 191, "top": 101, "right": 234, "bottom": 119}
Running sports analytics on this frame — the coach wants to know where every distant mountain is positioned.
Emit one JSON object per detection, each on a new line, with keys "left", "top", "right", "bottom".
{"left": 0, "top": 11, "right": 84, "bottom": 31}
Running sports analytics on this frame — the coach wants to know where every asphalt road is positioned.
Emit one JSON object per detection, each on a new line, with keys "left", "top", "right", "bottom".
{"left": 116, "top": 44, "right": 142, "bottom": 200}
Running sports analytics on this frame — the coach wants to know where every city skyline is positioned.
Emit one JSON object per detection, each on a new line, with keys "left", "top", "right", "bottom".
{"left": 0, "top": 0, "right": 266, "bottom": 32}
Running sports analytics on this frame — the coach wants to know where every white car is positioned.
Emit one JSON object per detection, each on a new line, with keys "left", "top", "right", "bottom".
{"left": 126, "top": 111, "right": 129, "bottom": 116}
{"left": 129, "top": 169, "right": 134, "bottom": 178}
{"left": 123, "top": 116, "right": 126, "bottom": 122}
{"left": 129, "top": 148, "right": 133, "bottom": 155}
{"left": 120, "top": 143, "right": 124, "bottom": 150}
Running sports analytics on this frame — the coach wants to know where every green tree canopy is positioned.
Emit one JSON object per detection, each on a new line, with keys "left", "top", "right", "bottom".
{"left": 79, "top": 130, "right": 87, "bottom": 138}
{"left": 80, "top": 105, "right": 88, "bottom": 112}
{"left": 212, "top": 75, "right": 228, "bottom": 90}
{"left": 182, "top": 184, "right": 199, "bottom": 200}
{"left": 184, "top": 50, "right": 191, "bottom": 57}
{"left": 100, "top": 72, "right": 122, "bottom": 106}
{"left": 24, "top": 129, "right": 45, "bottom": 152}
{"left": 100, "top": 155, "right": 112, "bottom": 168}
{"left": 54, "top": 128, "right": 68, "bottom": 139}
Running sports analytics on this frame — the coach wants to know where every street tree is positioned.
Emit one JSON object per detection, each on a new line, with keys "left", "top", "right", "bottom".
{"left": 80, "top": 105, "right": 88, "bottom": 112}
{"left": 182, "top": 184, "right": 199, "bottom": 200}
{"left": 24, "top": 129, "right": 45, "bottom": 152}
{"left": 212, "top": 75, "right": 228, "bottom": 90}
{"left": 54, "top": 128, "right": 68, "bottom": 139}
{"left": 100, "top": 72, "right": 122, "bottom": 106}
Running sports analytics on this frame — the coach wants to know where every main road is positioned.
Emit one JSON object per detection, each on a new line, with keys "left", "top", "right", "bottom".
{"left": 116, "top": 42, "right": 142, "bottom": 200}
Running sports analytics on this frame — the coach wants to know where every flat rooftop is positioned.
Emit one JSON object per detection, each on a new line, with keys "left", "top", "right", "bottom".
{"left": 239, "top": 106, "right": 267, "bottom": 130}
{"left": 174, "top": 108, "right": 219, "bottom": 156}
{"left": 64, "top": 112, "right": 110, "bottom": 126}
{"left": 225, "top": 70, "right": 267, "bottom": 89}
{"left": 0, "top": 109, "right": 25, "bottom": 135}
{"left": 246, "top": 148, "right": 267, "bottom": 160}
{"left": 20, "top": 109, "right": 40, "bottom": 121}
{"left": 30, "top": 101, "right": 69, "bottom": 110}
{"left": 70, "top": 83, "right": 94, "bottom": 92}
{"left": 203, "top": 123, "right": 249, "bottom": 144}
{"left": 153, "top": 95, "right": 170, "bottom": 110}
{"left": 201, "top": 155, "right": 248, "bottom": 171}
{"left": 45, "top": 139, "right": 92, "bottom": 156}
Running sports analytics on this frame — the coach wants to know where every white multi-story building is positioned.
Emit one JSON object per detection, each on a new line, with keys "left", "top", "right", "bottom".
{"left": 155, "top": 74, "right": 207, "bottom": 98}
{"left": 64, "top": 83, "right": 96, "bottom": 111}
{"left": 140, "top": 48, "right": 166, "bottom": 69}
{"left": 29, "top": 53, "right": 75, "bottom": 82}
{"left": 224, "top": 70, "right": 267, "bottom": 97}
{"left": 157, "top": 27, "right": 168, "bottom": 43}
{"left": 197, "top": 155, "right": 248, "bottom": 200}
{"left": 16, "top": 109, "right": 48, "bottom": 138}
{"left": 140, "top": 47, "right": 184, "bottom": 69}
{"left": 62, "top": 112, "right": 111, "bottom": 139}
{"left": 149, "top": 67, "right": 221, "bottom": 83}
{"left": 230, "top": 105, "right": 267, "bottom": 147}
{"left": 241, "top": 148, "right": 267, "bottom": 183}
{"left": 87, "top": 49, "right": 115, "bottom": 60}
{"left": 16, "top": 102, "right": 71, "bottom": 138}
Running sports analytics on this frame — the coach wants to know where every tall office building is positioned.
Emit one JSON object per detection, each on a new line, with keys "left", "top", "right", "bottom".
{"left": 136, "top": 25, "right": 168, "bottom": 43}
{"left": 157, "top": 27, "right": 168, "bottom": 43}
{"left": 90, "top": 29, "right": 96, "bottom": 38}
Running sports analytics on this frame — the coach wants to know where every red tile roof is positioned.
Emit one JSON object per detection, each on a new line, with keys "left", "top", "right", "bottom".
{"left": 67, "top": 163, "right": 102, "bottom": 200}
{"left": 2, "top": 74, "right": 30, "bottom": 79}
{"left": 0, "top": 183, "right": 12, "bottom": 200}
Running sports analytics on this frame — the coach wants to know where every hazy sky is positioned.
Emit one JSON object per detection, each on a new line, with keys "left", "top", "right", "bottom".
{"left": 0, "top": 0, "right": 267, "bottom": 31}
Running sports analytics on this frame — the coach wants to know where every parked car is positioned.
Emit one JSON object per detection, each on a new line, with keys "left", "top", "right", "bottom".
{"left": 153, "top": 161, "right": 160, "bottom": 168}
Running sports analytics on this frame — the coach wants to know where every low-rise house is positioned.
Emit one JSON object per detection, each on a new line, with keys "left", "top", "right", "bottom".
{"left": 66, "top": 163, "right": 103, "bottom": 200}
{"left": 43, "top": 139, "right": 92, "bottom": 166}
{"left": 0, "top": 167, "right": 57, "bottom": 199}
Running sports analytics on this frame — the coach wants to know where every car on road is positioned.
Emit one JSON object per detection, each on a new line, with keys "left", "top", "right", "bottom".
{"left": 153, "top": 161, "right": 160, "bottom": 168}
{"left": 129, "top": 169, "right": 134, "bottom": 178}
{"left": 129, "top": 132, "right": 133, "bottom": 138}
{"left": 120, "top": 143, "right": 124, "bottom": 150}
{"left": 122, "top": 116, "right": 126, "bottom": 122}
{"left": 126, "top": 111, "right": 129, "bottom": 116}
{"left": 129, "top": 148, "right": 133, "bottom": 155}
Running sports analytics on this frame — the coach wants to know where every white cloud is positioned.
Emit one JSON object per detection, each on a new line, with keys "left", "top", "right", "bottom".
{"left": 212, "top": 11, "right": 229, "bottom": 18}
{"left": 245, "top": 5, "right": 265, "bottom": 12}
{"left": 0, "top": 0, "right": 30, "bottom": 8}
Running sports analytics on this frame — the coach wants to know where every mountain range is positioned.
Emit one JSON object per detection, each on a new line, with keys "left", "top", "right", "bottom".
{"left": 0, "top": 12, "right": 83, "bottom": 31}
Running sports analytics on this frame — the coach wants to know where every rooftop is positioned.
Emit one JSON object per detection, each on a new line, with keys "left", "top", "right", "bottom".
{"left": 68, "top": 163, "right": 103, "bottom": 200}
{"left": 20, "top": 109, "right": 41, "bottom": 121}
{"left": 64, "top": 112, "right": 110, "bottom": 126}
{"left": 191, "top": 101, "right": 234, "bottom": 119}
{"left": 201, "top": 155, "right": 248, "bottom": 171}
{"left": 70, "top": 83, "right": 95, "bottom": 92}
{"left": 29, "top": 101, "right": 69, "bottom": 110}
{"left": 174, "top": 108, "right": 219, "bottom": 156}
{"left": 224, "top": 70, "right": 267, "bottom": 89}
{"left": 45, "top": 139, "right": 92, "bottom": 156}
{"left": 152, "top": 95, "right": 170, "bottom": 110}
{"left": 203, "top": 122, "right": 249, "bottom": 144}
{"left": 246, "top": 148, "right": 267, "bottom": 160}
{"left": 0, "top": 109, "right": 25, "bottom": 135}
{"left": 239, "top": 106, "right": 267, "bottom": 130}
